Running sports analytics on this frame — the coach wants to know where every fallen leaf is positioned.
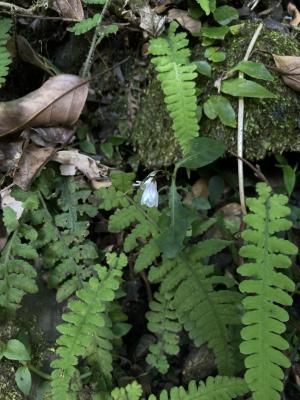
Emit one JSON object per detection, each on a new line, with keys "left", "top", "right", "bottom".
{"left": 273, "top": 54, "right": 300, "bottom": 92}
{"left": 0, "top": 74, "right": 88, "bottom": 137}
{"left": 288, "top": 2, "right": 300, "bottom": 26}
{"left": 59, "top": 164, "right": 77, "bottom": 176}
{"left": 168, "top": 9, "right": 201, "bottom": 34}
{"left": 1, "top": 188, "right": 24, "bottom": 220}
{"left": 22, "top": 127, "right": 75, "bottom": 147}
{"left": 154, "top": 0, "right": 172, "bottom": 14}
{"left": 16, "top": 36, "right": 58, "bottom": 76}
{"left": 13, "top": 144, "right": 57, "bottom": 190}
{"left": 51, "top": 0, "right": 84, "bottom": 20}
{"left": 53, "top": 150, "right": 109, "bottom": 181}
{"left": 139, "top": 5, "right": 166, "bottom": 36}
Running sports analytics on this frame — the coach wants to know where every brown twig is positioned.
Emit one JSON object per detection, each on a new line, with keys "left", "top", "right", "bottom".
{"left": 233, "top": 153, "right": 270, "bottom": 186}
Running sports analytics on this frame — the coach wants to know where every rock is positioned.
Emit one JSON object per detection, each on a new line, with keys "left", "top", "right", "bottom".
{"left": 131, "top": 22, "right": 300, "bottom": 167}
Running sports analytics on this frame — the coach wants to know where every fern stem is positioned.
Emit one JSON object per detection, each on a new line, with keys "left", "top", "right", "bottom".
{"left": 81, "top": 0, "right": 111, "bottom": 78}
{"left": 27, "top": 363, "right": 52, "bottom": 381}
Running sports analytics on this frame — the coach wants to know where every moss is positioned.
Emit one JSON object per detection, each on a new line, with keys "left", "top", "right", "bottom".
{"left": 131, "top": 22, "right": 300, "bottom": 167}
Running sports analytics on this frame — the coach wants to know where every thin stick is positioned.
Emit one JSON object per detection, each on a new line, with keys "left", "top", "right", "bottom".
{"left": 237, "top": 22, "right": 263, "bottom": 215}
{"left": 0, "top": 1, "right": 41, "bottom": 15}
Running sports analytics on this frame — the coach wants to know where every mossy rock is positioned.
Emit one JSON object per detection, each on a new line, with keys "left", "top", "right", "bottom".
{"left": 131, "top": 22, "right": 300, "bottom": 168}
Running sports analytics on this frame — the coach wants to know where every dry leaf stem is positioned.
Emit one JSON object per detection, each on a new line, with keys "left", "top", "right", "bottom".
{"left": 237, "top": 22, "right": 263, "bottom": 216}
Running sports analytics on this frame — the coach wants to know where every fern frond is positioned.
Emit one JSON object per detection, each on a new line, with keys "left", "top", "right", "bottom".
{"left": 0, "top": 18, "right": 12, "bottom": 88}
{"left": 68, "top": 13, "right": 101, "bottom": 35}
{"left": 238, "top": 183, "right": 297, "bottom": 400}
{"left": 146, "top": 291, "right": 181, "bottom": 373}
{"left": 111, "top": 376, "right": 248, "bottom": 400}
{"left": 149, "top": 239, "right": 241, "bottom": 375}
{"left": 98, "top": 172, "right": 161, "bottom": 272}
{"left": 149, "top": 22, "right": 198, "bottom": 154}
{"left": 0, "top": 199, "right": 39, "bottom": 313}
{"left": 51, "top": 253, "right": 127, "bottom": 400}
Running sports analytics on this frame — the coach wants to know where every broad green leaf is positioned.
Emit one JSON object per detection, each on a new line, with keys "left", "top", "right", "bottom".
{"left": 201, "top": 26, "right": 229, "bottom": 40}
{"left": 213, "top": 6, "right": 239, "bottom": 25}
{"left": 203, "top": 95, "right": 236, "bottom": 127}
{"left": 176, "top": 137, "right": 226, "bottom": 170}
{"left": 204, "top": 47, "right": 226, "bottom": 62}
{"left": 3, "top": 207, "right": 18, "bottom": 233}
{"left": 3, "top": 339, "right": 30, "bottom": 361}
{"left": 230, "top": 60, "right": 274, "bottom": 81}
{"left": 111, "top": 171, "right": 135, "bottom": 192}
{"left": 221, "top": 78, "right": 277, "bottom": 98}
{"left": 275, "top": 155, "right": 296, "bottom": 197}
{"left": 196, "top": 0, "right": 211, "bottom": 15}
{"left": 15, "top": 366, "right": 32, "bottom": 396}
{"left": 194, "top": 60, "right": 211, "bottom": 77}
{"left": 159, "top": 182, "right": 196, "bottom": 258}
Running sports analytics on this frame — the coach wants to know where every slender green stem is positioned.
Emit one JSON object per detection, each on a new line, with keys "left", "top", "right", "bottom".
{"left": 27, "top": 363, "right": 52, "bottom": 381}
{"left": 82, "top": 0, "right": 111, "bottom": 78}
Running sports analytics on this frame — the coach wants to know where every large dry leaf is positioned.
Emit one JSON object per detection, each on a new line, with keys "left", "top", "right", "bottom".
{"left": 168, "top": 9, "right": 201, "bottom": 34}
{"left": 53, "top": 150, "right": 109, "bottom": 181}
{"left": 51, "top": 0, "right": 84, "bottom": 20}
{"left": 0, "top": 74, "right": 89, "bottom": 137}
{"left": 13, "top": 144, "right": 57, "bottom": 190}
{"left": 273, "top": 54, "right": 300, "bottom": 92}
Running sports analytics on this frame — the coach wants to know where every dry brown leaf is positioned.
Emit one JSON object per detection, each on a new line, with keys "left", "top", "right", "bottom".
{"left": 273, "top": 54, "right": 300, "bottom": 92}
{"left": 288, "top": 2, "right": 300, "bottom": 26}
{"left": 0, "top": 74, "right": 88, "bottom": 137}
{"left": 13, "top": 144, "right": 57, "bottom": 190}
{"left": 168, "top": 9, "right": 201, "bottom": 34}
{"left": 22, "top": 127, "right": 75, "bottom": 147}
{"left": 53, "top": 150, "right": 109, "bottom": 181}
{"left": 1, "top": 188, "right": 24, "bottom": 220}
{"left": 139, "top": 5, "right": 166, "bottom": 36}
{"left": 51, "top": 0, "right": 84, "bottom": 20}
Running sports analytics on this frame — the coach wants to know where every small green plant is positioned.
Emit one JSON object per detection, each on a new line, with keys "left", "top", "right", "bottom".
{"left": 238, "top": 183, "right": 297, "bottom": 400}
{"left": 0, "top": 18, "right": 12, "bottom": 88}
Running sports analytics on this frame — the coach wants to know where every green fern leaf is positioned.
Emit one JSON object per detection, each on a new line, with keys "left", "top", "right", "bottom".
{"left": 0, "top": 18, "right": 12, "bottom": 88}
{"left": 51, "top": 253, "right": 127, "bottom": 400}
{"left": 149, "top": 239, "right": 241, "bottom": 375}
{"left": 111, "top": 381, "right": 143, "bottom": 400}
{"left": 68, "top": 13, "right": 101, "bottom": 35}
{"left": 238, "top": 183, "right": 297, "bottom": 400}
{"left": 146, "top": 291, "right": 181, "bottom": 373}
{"left": 149, "top": 22, "right": 199, "bottom": 154}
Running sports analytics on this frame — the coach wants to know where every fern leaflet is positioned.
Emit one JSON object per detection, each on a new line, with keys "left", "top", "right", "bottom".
{"left": 238, "top": 183, "right": 297, "bottom": 400}
{"left": 0, "top": 18, "right": 12, "bottom": 88}
{"left": 51, "top": 253, "right": 127, "bottom": 400}
{"left": 149, "top": 239, "right": 241, "bottom": 376}
{"left": 149, "top": 22, "right": 199, "bottom": 154}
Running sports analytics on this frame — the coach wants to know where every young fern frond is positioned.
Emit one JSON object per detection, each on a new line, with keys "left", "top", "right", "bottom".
{"left": 146, "top": 291, "right": 181, "bottom": 373}
{"left": 149, "top": 22, "right": 199, "bottom": 154}
{"left": 98, "top": 172, "right": 161, "bottom": 272}
{"left": 0, "top": 18, "right": 12, "bottom": 88}
{"left": 111, "top": 376, "right": 249, "bottom": 400}
{"left": 238, "top": 183, "right": 297, "bottom": 400}
{"left": 149, "top": 239, "right": 242, "bottom": 376}
{"left": 51, "top": 253, "right": 127, "bottom": 400}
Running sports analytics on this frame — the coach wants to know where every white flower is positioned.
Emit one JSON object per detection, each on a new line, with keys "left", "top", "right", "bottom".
{"left": 141, "top": 177, "right": 158, "bottom": 208}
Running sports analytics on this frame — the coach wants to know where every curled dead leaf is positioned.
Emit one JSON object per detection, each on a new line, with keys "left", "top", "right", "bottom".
{"left": 273, "top": 54, "right": 300, "bottom": 92}
{"left": 288, "top": 2, "right": 300, "bottom": 26}
{"left": 53, "top": 150, "right": 109, "bottom": 181}
{"left": 0, "top": 74, "right": 88, "bottom": 137}
{"left": 51, "top": 0, "right": 84, "bottom": 20}
{"left": 139, "top": 5, "right": 166, "bottom": 36}
{"left": 168, "top": 9, "right": 201, "bottom": 34}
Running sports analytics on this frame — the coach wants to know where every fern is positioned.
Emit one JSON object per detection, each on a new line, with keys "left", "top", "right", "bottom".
{"left": 0, "top": 194, "right": 39, "bottom": 313}
{"left": 111, "top": 376, "right": 249, "bottom": 400}
{"left": 98, "top": 172, "right": 161, "bottom": 272}
{"left": 149, "top": 239, "right": 242, "bottom": 376}
{"left": 51, "top": 253, "right": 127, "bottom": 400}
{"left": 146, "top": 291, "right": 181, "bottom": 373}
{"left": 0, "top": 18, "right": 12, "bottom": 88}
{"left": 41, "top": 176, "right": 99, "bottom": 302}
{"left": 238, "top": 183, "right": 297, "bottom": 400}
{"left": 149, "top": 22, "right": 199, "bottom": 154}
